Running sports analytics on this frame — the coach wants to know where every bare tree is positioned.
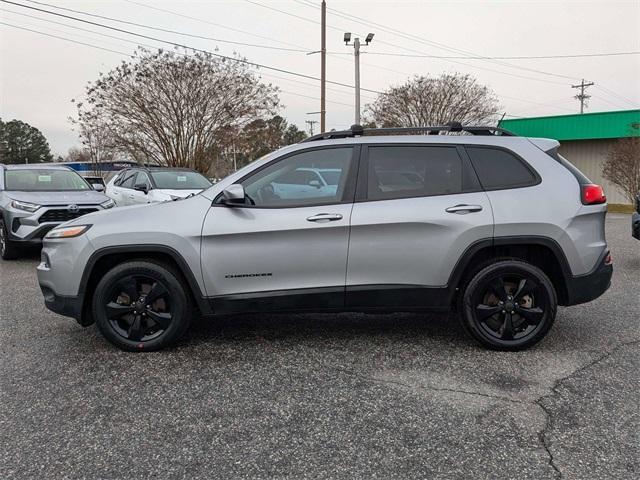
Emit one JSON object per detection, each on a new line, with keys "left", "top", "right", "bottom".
{"left": 603, "top": 128, "right": 640, "bottom": 203}
{"left": 75, "top": 48, "right": 280, "bottom": 173}
{"left": 366, "top": 73, "right": 500, "bottom": 127}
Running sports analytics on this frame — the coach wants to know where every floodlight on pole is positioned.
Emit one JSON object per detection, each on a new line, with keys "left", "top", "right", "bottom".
{"left": 344, "top": 32, "right": 375, "bottom": 125}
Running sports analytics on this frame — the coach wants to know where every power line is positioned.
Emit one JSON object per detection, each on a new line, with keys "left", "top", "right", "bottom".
{"left": 2, "top": 0, "right": 386, "bottom": 95}
{"left": 251, "top": 0, "right": 569, "bottom": 86}
{"left": 1, "top": 8, "right": 167, "bottom": 49}
{"left": 124, "top": 0, "right": 309, "bottom": 51}
{"left": 0, "top": 20, "right": 355, "bottom": 109}
{"left": 594, "top": 84, "right": 640, "bottom": 108}
{"left": 21, "top": 0, "right": 310, "bottom": 53}
{"left": 0, "top": 21, "right": 136, "bottom": 55}
{"left": 361, "top": 50, "right": 640, "bottom": 60}
{"left": 293, "top": 0, "right": 580, "bottom": 82}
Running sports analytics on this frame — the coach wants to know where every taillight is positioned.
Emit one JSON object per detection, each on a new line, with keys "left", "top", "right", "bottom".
{"left": 581, "top": 184, "right": 606, "bottom": 205}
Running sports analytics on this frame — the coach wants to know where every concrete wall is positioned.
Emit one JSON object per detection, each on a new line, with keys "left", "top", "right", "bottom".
{"left": 559, "top": 139, "right": 630, "bottom": 205}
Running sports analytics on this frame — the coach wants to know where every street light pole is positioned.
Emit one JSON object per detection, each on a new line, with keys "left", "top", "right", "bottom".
{"left": 344, "top": 32, "right": 374, "bottom": 125}
{"left": 354, "top": 37, "right": 361, "bottom": 125}
{"left": 320, "top": 0, "right": 326, "bottom": 132}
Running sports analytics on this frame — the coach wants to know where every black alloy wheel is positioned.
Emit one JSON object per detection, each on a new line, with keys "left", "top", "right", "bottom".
{"left": 460, "top": 260, "right": 557, "bottom": 351}
{"left": 93, "top": 261, "right": 192, "bottom": 351}
{"left": 105, "top": 275, "right": 173, "bottom": 342}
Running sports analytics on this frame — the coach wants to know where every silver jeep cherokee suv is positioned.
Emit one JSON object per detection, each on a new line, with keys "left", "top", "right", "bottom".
{"left": 37, "top": 124, "right": 612, "bottom": 352}
{"left": 0, "top": 164, "right": 114, "bottom": 259}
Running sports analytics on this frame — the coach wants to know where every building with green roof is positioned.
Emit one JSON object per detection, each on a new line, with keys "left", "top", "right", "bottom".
{"left": 500, "top": 109, "right": 639, "bottom": 205}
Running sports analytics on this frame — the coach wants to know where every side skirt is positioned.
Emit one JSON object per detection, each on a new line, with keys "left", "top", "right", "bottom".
{"left": 207, "top": 284, "right": 453, "bottom": 315}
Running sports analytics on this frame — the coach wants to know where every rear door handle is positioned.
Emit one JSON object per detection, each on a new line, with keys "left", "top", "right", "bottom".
{"left": 306, "top": 213, "right": 343, "bottom": 222}
{"left": 445, "top": 204, "right": 483, "bottom": 214}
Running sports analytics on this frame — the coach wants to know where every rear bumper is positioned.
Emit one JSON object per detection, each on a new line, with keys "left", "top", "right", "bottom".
{"left": 565, "top": 249, "right": 612, "bottom": 306}
{"left": 632, "top": 212, "right": 640, "bottom": 240}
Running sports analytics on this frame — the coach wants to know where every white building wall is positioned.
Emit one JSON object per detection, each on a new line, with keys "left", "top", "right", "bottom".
{"left": 559, "top": 139, "right": 630, "bottom": 205}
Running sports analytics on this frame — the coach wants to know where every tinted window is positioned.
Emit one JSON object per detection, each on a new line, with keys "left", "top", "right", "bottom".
{"left": 366, "top": 146, "right": 471, "bottom": 200}
{"left": 467, "top": 147, "right": 537, "bottom": 189}
{"left": 242, "top": 147, "right": 353, "bottom": 207}
{"left": 135, "top": 171, "right": 151, "bottom": 187}
{"left": 150, "top": 170, "right": 212, "bottom": 190}
{"left": 547, "top": 149, "right": 591, "bottom": 185}
{"left": 119, "top": 171, "right": 138, "bottom": 189}
{"left": 4, "top": 169, "right": 90, "bottom": 191}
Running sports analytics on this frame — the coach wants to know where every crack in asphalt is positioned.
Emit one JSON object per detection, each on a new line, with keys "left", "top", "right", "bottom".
{"left": 535, "top": 339, "right": 640, "bottom": 479}
{"left": 332, "top": 338, "right": 640, "bottom": 480}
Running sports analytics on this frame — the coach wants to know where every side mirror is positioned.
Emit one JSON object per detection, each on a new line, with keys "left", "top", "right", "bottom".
{"left": 93, "top": 183, "right": 105, "bottom": 192}
{"left": 308, "top": 179, "right": 322, "bottom": 189}
{"left": 222, "top": 184, "right": 246, "bottom": 205}
{"left": 134, "top": 183, "right": 149, "bottom": 194}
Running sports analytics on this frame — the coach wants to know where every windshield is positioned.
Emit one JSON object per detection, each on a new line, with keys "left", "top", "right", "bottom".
{"left": 150, "top": 171, "right": 212, "bottom": 190}
{"left": 4, "top": 169, "right": 91, "bottom": 191}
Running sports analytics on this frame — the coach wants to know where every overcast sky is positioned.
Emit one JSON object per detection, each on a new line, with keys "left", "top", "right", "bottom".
{"left": 1, "top": 0, "right": 639, "bottom": 156}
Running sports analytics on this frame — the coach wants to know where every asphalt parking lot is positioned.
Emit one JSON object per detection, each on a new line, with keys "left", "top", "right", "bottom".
{"left": 0, "top": 213, "right": 638, "bottom": 479}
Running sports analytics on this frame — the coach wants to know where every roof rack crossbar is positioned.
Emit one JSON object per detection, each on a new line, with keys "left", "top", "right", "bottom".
{"left": 301, "top": 123, "right": 516, "bottom": 143}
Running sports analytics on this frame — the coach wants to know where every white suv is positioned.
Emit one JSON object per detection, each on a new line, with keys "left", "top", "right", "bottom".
{"left": 37, "top": 124, "right": 612, "bottom": 352}
{"left": 106, "top": 167, "right": 212, "bottom": 206}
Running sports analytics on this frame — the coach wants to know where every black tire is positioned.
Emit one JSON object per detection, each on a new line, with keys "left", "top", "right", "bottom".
{"left": 0, "top": 219, "right": 20, "bottom": 260}
{"left": 93, "top": 260, "right": 192, "bottom": 352}
{"left": 458, "top": 260, "right": 557, "bottom": 351}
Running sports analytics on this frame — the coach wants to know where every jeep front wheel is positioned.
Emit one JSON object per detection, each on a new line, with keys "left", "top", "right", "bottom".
{"left": 93, "top": 260, "right": 192, "bottom": 351}
{"left": 460, "top": 260, "right": 557, "bottom": 351}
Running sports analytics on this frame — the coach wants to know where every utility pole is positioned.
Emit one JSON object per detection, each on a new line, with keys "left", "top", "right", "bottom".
{"left": 306, "top": 120, "right": 319, "bottom": 136}
{"left": 344, "top": 32, "right": 374, "bottom": 125}
{"left": 320, "top": 0, "right": 326, "bottom": 133}
{"left": 571, "top": 79, "right": 594, "bottom": 114}
{"left": 229, "top": 143, "right": 241, "bottom": 171}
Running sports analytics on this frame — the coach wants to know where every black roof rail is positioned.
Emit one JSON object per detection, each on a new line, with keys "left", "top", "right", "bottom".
{"left": 301, "top": 122, "right": 516, "bottom": 143}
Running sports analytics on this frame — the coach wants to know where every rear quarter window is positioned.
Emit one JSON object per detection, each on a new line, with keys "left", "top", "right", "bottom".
{"left": 466, "top": 146, "right": 539, "bottom": 190}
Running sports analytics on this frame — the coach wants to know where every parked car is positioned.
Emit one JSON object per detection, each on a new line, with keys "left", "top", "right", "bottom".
{"left": 81, "top": 175, "right": 106, "bottom": 190}
{"left": 105, "top": 167, "right": 212, "bottom": 206}
{"left": 37, "top": 124, "right": 612, "bottom": 352}
{"left": 632, "top": 192, "right": 640, "bottom": 241}
{"left": 0, "top": 164, "right": 114, "bottom": 260}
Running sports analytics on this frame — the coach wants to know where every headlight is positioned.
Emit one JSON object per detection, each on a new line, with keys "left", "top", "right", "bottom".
{"left": 101, "top": 199, "right": 115, "bottom": 209}
{"left": 45, "top": 224, "right": 91, "bottom": 239}
{"left": 11, "top": 200, "right": 41, "bottom": 212}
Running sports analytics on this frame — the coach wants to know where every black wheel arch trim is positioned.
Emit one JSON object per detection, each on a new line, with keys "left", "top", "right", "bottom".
{"left": 447, "top": 235, "right": 610, "bottom": 307}
{"left": 77, "top": 244, "right": 212, "bottom": 324}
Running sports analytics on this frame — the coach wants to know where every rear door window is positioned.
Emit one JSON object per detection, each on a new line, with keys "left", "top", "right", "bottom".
{"left": 466, "top": 147, "right": 538, "bottom": 190}
{"left": 364, "top": 146, "right": 478, "bottom": 201}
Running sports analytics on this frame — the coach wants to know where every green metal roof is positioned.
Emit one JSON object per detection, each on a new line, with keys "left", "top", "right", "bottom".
{"left": 499, "top": 109, "right": 640, "bottom": 141}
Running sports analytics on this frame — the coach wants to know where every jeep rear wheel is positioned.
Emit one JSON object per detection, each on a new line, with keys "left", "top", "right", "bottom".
{"left": 460, "top": 260, "right": 557, "bottom": 351}
{"left": 0, "top": 219, "right": 19, "bottom": 260}
{"left": 93, "top": 261, "right": 192, "bottom": 351}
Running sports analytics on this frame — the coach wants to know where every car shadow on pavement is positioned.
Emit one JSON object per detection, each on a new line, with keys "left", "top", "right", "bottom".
{"left": 185, "top": 311, "right": 471, "bottom": 348}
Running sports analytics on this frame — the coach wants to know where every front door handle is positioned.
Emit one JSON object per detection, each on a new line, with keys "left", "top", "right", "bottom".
{"left": 306, "top": 213, "right": 343, "bottom": 222}
{"left": 445, "top": 204, "right": 483, "bottom": 214}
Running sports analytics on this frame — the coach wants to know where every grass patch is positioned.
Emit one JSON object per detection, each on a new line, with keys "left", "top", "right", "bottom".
{"left": 608, "top": 203, "right": 634, "bottom": 213}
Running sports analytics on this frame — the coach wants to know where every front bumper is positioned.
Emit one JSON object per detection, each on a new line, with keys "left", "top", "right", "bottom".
{"left": 632, "top": 212, "right": 640, "bottom": 241}
{"left": 37, "top": 234, "right": 95, "bottom": 325}
{"left": 40, "top": 285, "right": 83, "bottom": 321}
{"left": 565, "top": 249, "right": 613, "bottom": 306}
{"left": 5, "top": 205, "right": 103, "bottom": 243}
